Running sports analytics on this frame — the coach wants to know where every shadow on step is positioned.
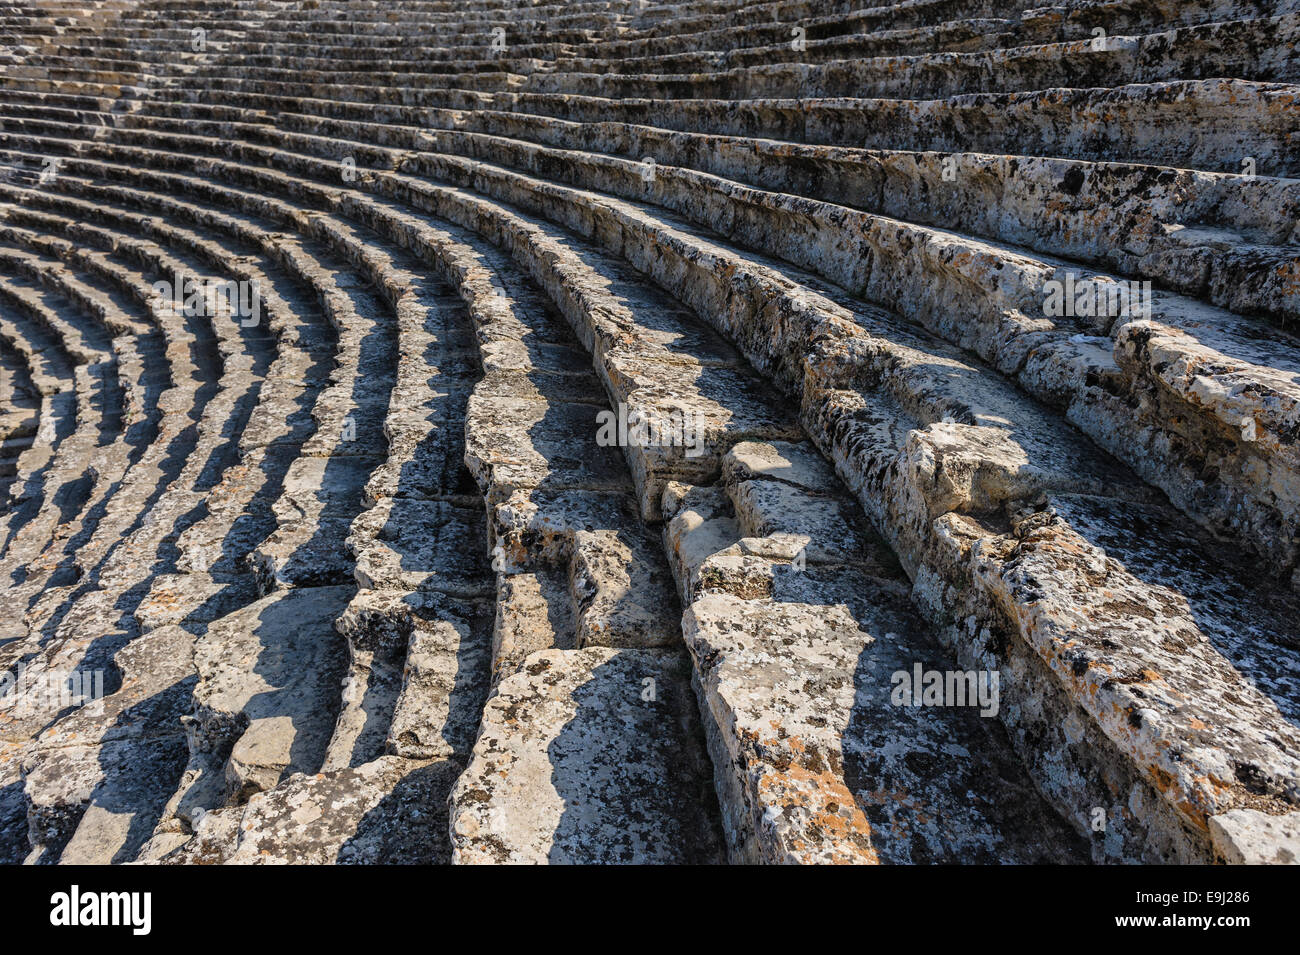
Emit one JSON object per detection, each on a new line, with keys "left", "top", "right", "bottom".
{"left": 86, "top": 684, "right": 191, "bottom": 864}
{"left": 547, "top": 651, "right": 724, "bottom": 865}
{"left": 843, "top": 602, "right": 1089, "bottom": 864}
{"left": 0, "top": 777, "right": 25, "bottom": 864}
{"left": 231, "top": 588, "right": 351, "bottom": 797}
{"left": 336, "top": 759, "right": 459, "bottom": 864}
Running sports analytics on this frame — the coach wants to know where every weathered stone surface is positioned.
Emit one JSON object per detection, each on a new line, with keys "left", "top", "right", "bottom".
{"left": 26, "top": 736, "right": 187, "bottom": 865}
{"left": 684, "top": 591, "right": 1084, "bottom": 864}
{"left": 134, "top": 573, "right": 259, "bottom": 634}
{"left": 349, "top": 498, "right": 492, "bottom": 597}
{"left": 490, "top": 569, "right": 575, "bottom": 683}
{"left": 1210, "top": 809, "right": 1300, "bottom": 865}
{"left": 449, "top": 647, "right": 722, "bottom": 864}
{"left": 158, "top": 757, "right": 458, "bottom": 865}
{"left": 385, "top": 600, "right": 492, "bottom": 761}
{"left": 2, "top": 0, "right": 1297, "bottom": 868}
{"left": 0, "top": 768, "right": 28, "bottom": 865}
{"left": 464, "top": 394, "right": 630, "bottom": 498}
{"left": 191, "top": 586, "right": 351, "bottom": 802}
{"left": 975, "top": 498, "right": 1300, "bottom": 831}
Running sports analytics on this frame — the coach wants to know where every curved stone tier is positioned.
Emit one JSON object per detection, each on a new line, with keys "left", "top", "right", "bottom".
{"left": 0, "top": 0, "right": 1296, "bottom": 866}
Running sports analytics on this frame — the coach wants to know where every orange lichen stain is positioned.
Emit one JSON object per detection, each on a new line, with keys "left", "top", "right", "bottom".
{"left": 146, "top": 589, "right": 182, "bottom": 613}
{"left": 754, "top": 739, "right": 878, "bottom": 863}
{"left": 1275, "top": 262, "right": 1300, "bottom": 295}
{"left": 1146, "top": 771, "right": 1173, "bottom": 796}
{"left": 1176, "top": 791, "right": 1211, "bottom": 832}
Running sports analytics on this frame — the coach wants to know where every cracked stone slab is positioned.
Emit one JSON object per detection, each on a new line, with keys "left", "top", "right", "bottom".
{"left": 449, "top": 646, "right": 722, "bottom": 864}
{"left": 192, "top": 585, "right": 352, "bottom": 802}
{"left": 683, "top": 590, "right": 1086, "bottom": 864}
{"left": 491, "top": 569, "right": 576, "bottom": 684}
{"left": 251, "top": 516, "right": 358, "bottom": 591}
{"left": 158, "top": 756, "right": 459, "bottom": 865}
{"left": 366, "top": 415, "right": 476, "bottom": 502}
{"left": 23, "top": 734, "right": 188, "bottom": 865}
{"left": 464, "top": 393, "right": 632, "bottom": 498}
{"left": 974, "top": 499, "right": 1300, "bottom": 836}
{"left": 134, "top": 573, "right": 260, "bottom": 634}
{"left": 386, "top": 603, "right": 492, "bottom": 760}
{"left": 349, "top": 497, "right": 492, "bottom": 597}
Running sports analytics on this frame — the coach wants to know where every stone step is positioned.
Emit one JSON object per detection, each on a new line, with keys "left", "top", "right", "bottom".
{"left": 313, "top": 161, "right": 1089, "bottom": 861}
{"left": 174, "top": 12, "right": 1295, "bottom": 102}
{"left": 71, "top": 77, "right": 1294, "bottom": 336}
{"left": 132, "top": 73, "right": 1293, "bottom": 175}
{"left": 104, "top": 123, "right": 1300, "bottom": 862}
{"left": 449, "top": 646, "right": 724, "bottom": 864}
{"left": 6, "top": 0, "right": 1298, "bottom": 868}
{"left": 0, "top": 171, "right": 410, "bottom": 867}
{"left": 0, "top": 274, "right": 134, "bottom": 591}
{"left": 237, "top": 103, "right": 1300, "bottom": 330}
{"left": 188, "top": 585, "right": 352, "bottom": 804}
{"left": 664, "top": 443, "right": 1089, "bottom": 863}
{"left": 7, "top": 111, "right": 1289, "bottom": 857}
{"left": 149, "top": 755, "right": 460, "bottom": 864}
{"left": 74, "top": 119, "right": 1288, "bottom": 580}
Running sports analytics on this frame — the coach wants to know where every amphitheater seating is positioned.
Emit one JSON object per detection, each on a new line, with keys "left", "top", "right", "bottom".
{"left": 0, "top": 0, "right": 1297, "bottom": 865}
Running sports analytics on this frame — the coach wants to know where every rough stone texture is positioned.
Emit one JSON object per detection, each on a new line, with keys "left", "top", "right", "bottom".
{"left": 385, "top": 604, "right": 492, "bottom": 762}
{"left": 1209, "top": 809, "right": 1300, "bottom": 865}
{"left": 490, "top": 569, "right": 575, "bottom": 684}
{"left": 191, "top": 587, "right": 351, "bottom": 802}
{"left": 0, "top": 0, "right": 1295, "bottom": 867}
{"left": 156, "top": 757, "right": 458, "bottom": 865}
{"left": 668, "top": 439, "right": 1086, "bottom": 864}
{"left": 449, "top": 647, "right": 723, "bottom": 864}
{"left": 683, "top": 591, "right": 1083, "bottom": 864}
